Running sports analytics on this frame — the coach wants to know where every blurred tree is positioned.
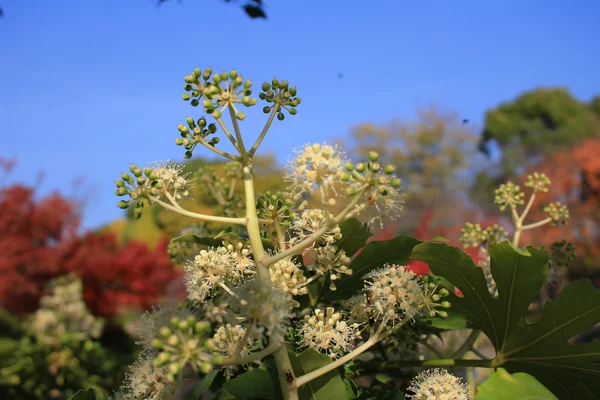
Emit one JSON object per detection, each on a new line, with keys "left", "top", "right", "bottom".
{"left": 0, "top": 182, "right": 180, "bottom": 317}
{"left": 479, "top": 88, "right": 600, "bottom": 159}
{"left": 344, "top": 106, "right": 483, "bottom": 231}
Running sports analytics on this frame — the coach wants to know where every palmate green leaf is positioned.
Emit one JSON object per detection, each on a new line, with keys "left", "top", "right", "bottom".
{"left": 475, "top": 368, "right": 557, "bottom": 399}
{"left": 336, "top": 218, "right": 372, "bottom": 257}
{"left": 323, "top": 236, "right": 422, "bottom": 302}
{"left": 412, "top": 240, "right": 600, "bottom": 399}
{"left": 288, "top": 347, "right": 347, "bottom": 400}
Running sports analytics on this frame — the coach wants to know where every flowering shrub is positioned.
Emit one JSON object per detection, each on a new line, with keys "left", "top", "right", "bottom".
{"left": 0, "top": 183, "right": 181, "bottom": 318}
{"left": 81, "top": 67, "right": 600, "bottom": 400}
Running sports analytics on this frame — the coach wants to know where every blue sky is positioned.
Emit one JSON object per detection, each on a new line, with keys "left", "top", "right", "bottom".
{"left": 1, "top": 0, "right": 599, "bottom": 230}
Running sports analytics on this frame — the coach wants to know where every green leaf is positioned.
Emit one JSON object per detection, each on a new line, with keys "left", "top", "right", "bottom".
{"left": 68, "top": 389, "right": 100, "bottom": 400}
{"left": 220, "top": 367, "right": 282, "bottom": 399}
{"left": 323, "top": 236, "right": 421, "bottom": 302}
{"left": 336, "top": 218, "right": 372, "bottom": 257}
{"left": 421, "top": 313, "right": 467, "bottom": 330}
{"left": 170, "top": 232, "right": 223, "bottom": 247}
{"left": 194, "top": 370, "right": 219, "bottom": 399}
{"left": 289, "top": 348, "right": 347, "bottom": 400}
{"left": 413, "top": 240, "right": 600, "bottom": 399}
{"left": 476, "top": 368, "right": 557, "bottom": 399}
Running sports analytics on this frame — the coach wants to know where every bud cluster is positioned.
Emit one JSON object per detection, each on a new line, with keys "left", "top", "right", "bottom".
{"left": 260, "top": 78, "right": 302, "bottom": 120}
{"left": 419, "top": 275, "right": 452, "bottom": 319}
{"left": 343, "top": 151, "right": 404, "bottom": 226}
{"left": 256, "top": 190, "right": 307, "bottom": 230}
{"left": 269, "top": 257, "right": 308, "bottom": 296}
{"left": 524, "top": 172, "right": 551, "bottom": 193}
{"left": 176, "top": 116, "right": 218, "bottom": 159}
{"left": 151, "top": 315, "right": 214, "bottom": 379}
{"left": 460, "top": 223, "right": 508, "bottom": 248}
{"left": 307, "top": 245, "right": 352, "bottom": 290}
{"left": 182, "top": 67, "right": 256, "bottom": 120}
{"left": 543, "top": 201, "right": 569, "bottom": 226}
{"left": 494, "top": 181, "right": 525, "bottom": 211}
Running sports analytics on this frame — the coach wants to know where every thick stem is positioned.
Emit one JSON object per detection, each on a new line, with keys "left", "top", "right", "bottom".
{"left": 241, "top": 165, "right": 298, "bottom": 400}
{"left": 149, "top": 196, "right": 248, "bottom": 225}
{"left": 521, "top": 217, "right": 552, "bottom": 231}
{"left": 249, "top": 104, "right": 280, "bottom": 156}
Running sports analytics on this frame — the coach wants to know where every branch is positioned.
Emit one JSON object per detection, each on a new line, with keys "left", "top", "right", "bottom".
{"left": 249, "top": 104, "right": 280, "bottom": 156}
{"left": 196, "top": 135, "right": 241, "bottom": 162}
{"left": 228, "top": 104, "right": 249, "bottom": 162}
{"left": 521, "top": 217, "right": 552, "bottom": 231}
{"left": 148, "top": 196, "right": 247, "bottom": 225}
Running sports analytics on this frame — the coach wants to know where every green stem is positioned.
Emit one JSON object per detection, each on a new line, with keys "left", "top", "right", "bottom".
{"left": 149, "top": 196, "right": 248, "bottom": 225}
{"left": 519, "top": 190, "right": 537, "bottom": 224}
{"left": 228, "top": 104, "right": 250, "bottom": 163}
{"left": 196, "top": 135, "right": 241, "bottom": 162}
{"left": 249, "top": 104, "right": 280, "bottom": 156}
{"left": 215, "top": 117, "right": 241, "bottom": 153}
{"left": 217, "top": 340, "right": 280, "bottom": 366}
{"left": 521, "top": 217, "right": 552, "bottom": 231}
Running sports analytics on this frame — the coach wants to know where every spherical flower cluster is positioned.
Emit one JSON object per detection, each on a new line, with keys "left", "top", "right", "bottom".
{"left": 286, "top": 143, "right": 347, "bottom": 195}
{"left": 460, "top": 223, "right": 508, "bottom": 248}
{"left": 30, "top": 276, "right": 104, "bottom": 344}
{"left": 138, "top": 303, "right": 201, "bottom": 351}
{"left": 308, "top": 245, "right": 352, "bottom": 290}
{"left": 184, "top": 244, "right": 255, "bottom": 302}
{"left": 270, "top": 257, "right": 308, "bottom": 296}
{"left": 292, "top": 209, "right": 342, "bottom": 247}
{"left": 494, "top": 181, "right": 524, "bottom": 211}
{"left": 543, "top": 201, "right": 569, "bottom": 226}
{"left": 365, "top": 265, "right": 424, "bottom": 322}
{"left": 256, "top": 190, "right": 307, "bottom": 228}
{"left": 230, "top": 280, "right": 294, "bottom": 343}
{"left": 343, "top": 152, "right": 404, "bottom": 227}
{"left": 407, "top": 368, "right": 470, "bottom": 400}
{"left": 122, "top": 355, "right": 178, "bottom": 400}
{"left": 299, "top": 307, "right": 354, "bottom": 358}
{"left": 150, "top": 160, "right": 193, "bottom": 200}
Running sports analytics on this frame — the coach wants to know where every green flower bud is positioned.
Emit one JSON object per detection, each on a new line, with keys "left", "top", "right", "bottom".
{"left": 237, "top": 112, "right": 246, "bottom": 120}
{"left": 199, "top": 362, "right": 213, "bottom": 374}
{"left": 384, "top": 165, "right": 396, "bottom": 174}
{"left": 152, "top": 339, "right": 163, "bottom": 349}
{"left": 341, "top": 172, "right": 350, "bottom": 182}
{"left": 184, "top": 84, "right": 193, "bottom": 91}
{"left": 136, "top": 176, "right": 146, "bottom": 185}
{"left": 117, "top": 200, "right": 129, "bottom": 209}
{"left": 244, "top": 79, "right": 252, "bottom": 89}
{"left": 368, "top": 151, "right": 379, "bottom": 162}
{"left": 182, "top": 93, "right": 191, "bottom": 101}
{"left": 191, "top": 99, "right": 199, "bottom": 107}
{"left": 168, "top": 363, "right": 180, "bottom": 374}
{"left": 130, "top": 192, "right": 139, "bottom": 200}
{"left": 157, "top": 351, "right": 170, "bottom": 365}
{"left": 356, "top": 163, "right": 366, "bottom": 172}
{"left": 438, "top": 311, "right": 449, "bottom": 318}
{"left": 229, "top": 70, "right": 238, "bottom": 79}
{"left": 213, "top": 109, "right": 222, "bottom": 119}
{"left": 159, "top": 326, "right": 172, "bottom": 337}
{"left": 177, "top": 124, "right": 187, "bottom": 133}
{"left": 289, "top": 108, "right": 297, "bottom": 115}
{"left": 186, "top": 116, "right": 195, "bottom": 126}
{"left": 213, "top": 73, "right": 222, "bottom": 83}
{"left": 371, "top": 163, "right": 381, "bottom": 172}
{"left": 263, "top": 106, "right": 272, "bottom": 113}
{"left": 203, "top": 99, "right": 212, "bottom": 108}
{"left": 193, "top": 68, "right": 201, "bottom": 77}
{"left": 390, "top": 178, "right": 401, "bottom": 188}
{"left": 184, "top": 151, "right": 193, "bottom": 159}
{"left": 149, "top": 187, "right": 159, "bottom": 196}
{"left": 271, "top": 78, "right": 279, "bottom": 87}
{"left": 277, "top": 112, "right": 285, "bottom": 121}
{"left": 345, "top": 162, "right": 355, "bottom": 171}
{"left": 167, "top": 335, "right": 179, "bottom": 346}
{"left": 422, "top": 275, "right": 430, "bottom": 283}
{"left": 346, "top": 187, "right": 356, "bottom": 196}
{"left": 441, "top": 301, "right": 451, "bottom": 309}
{"left": 262, "top": 82, "right": 271, "bottom": 91}
{"left": 439, "top": 288, "right": 449, "bottom": 297}
{"left": 432, "top": 294, "right": 441, "bottom": 302}
{"left": 184, "top": 75, "right": 196, "bottom": 83}
{"left": 289, "top": 86, "right": 297, "bottom": 96}
{"left": 129, "top": 164, "right": 137, "bottom": 173}
{"left": 220, "top": 72, "right": 228, "bottom": 81}
{"left": 133, "top": 167, "right": 142, "bottom": 177}
{"left": 428, "top": 310, "right": 436, "bottom": 318}
{"left": 116, "top": 180, "right": 125, "bottom": 188}
{"left": 144, "top": 167, "right": 152, "bottom": 176}
{"left": 203, "top": 67, "right": 212, "bottom": 80}
{"left": 121, "top": 173, "right": 132, "bottom": 182}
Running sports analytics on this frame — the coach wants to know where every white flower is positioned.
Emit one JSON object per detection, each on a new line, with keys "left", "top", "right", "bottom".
{"left": 365, "top": 265, "right": 424, "bottom": 323}
{"left": 270, "top": 257, "right": 308, "bottom": 296}
{"left": 150, "top": 160, "right": 193, "bottom": 200}
{"left": 292, "top": 209, "right": 342, "bottom": 247}
{"left": 299, "top": 307, "right": 354, "bottom": 358}
{"left": 352, "top": 172, "right": 404, "bottom": 228}
{"left": 308, "top": 245, "right": 352, "bottom": 290}
{"left": 184, "top": 244, "right": 255, "bottom": 301}
{"left": 407, "top": 369, "right": 470, "bottom": 400}
{"left": 286, "top": 143, "right": 347, "bottom": 195}
{"left": 122, "top": 355, "right": 177, "bottom": 400}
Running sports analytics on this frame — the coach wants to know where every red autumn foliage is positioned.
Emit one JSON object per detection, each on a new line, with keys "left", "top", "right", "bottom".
{"left": 0, "top": 182, "right": 181, "bottom": 317}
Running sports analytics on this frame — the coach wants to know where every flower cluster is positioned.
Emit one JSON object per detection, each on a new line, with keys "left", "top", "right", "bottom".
{"left": 269, "top": 257, "right": 308, "bottom": 296}
{"left": 286, "top": 143, "right": 347, "bottom": 196}
{"left": 29, "top": 275, "right": 104, "bottom": 344}
{"left": 524, "top": 172, "right": 551, "bottom": 192}
{"left": 407, "top": 368, "right": 470, "bottom": 400}
{"left": 307, "top": 245, "right": 352, "bottom": 290}
{"left": 256, "top": 190, "right": 307, "bottom": 229}
{"left": 544, "top": 201, "right": 569, "bottom": 226}
{"left": 183, "top": 243, "right": 255, "bottom": 302}
{"left": 230, "top": 280, "right": 294, "bottom": 343}
{"left": 260, "top": 78, "right": 302, "bottom": 120}
{"left": 176, "top": 116, "right": 218, "bottom": 159}
{"left": 120, "top": 355, "right": 178, "bottom": 400}
{"left": 363, "top": 265, "right": 425, "bottom": 323}
{"left": 298, "top": 307, "right": 354, "bottom": 358}
{"left": 292, "top": 209, "right": 342, "bottom": 246}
